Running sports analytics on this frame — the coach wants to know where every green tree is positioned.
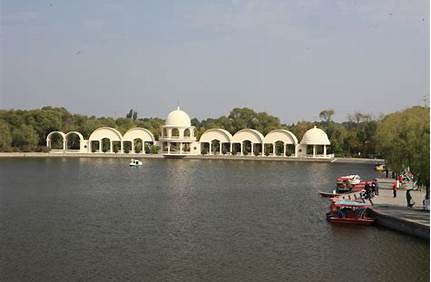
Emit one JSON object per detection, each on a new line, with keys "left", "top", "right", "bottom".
{"left": 150, "top": 145, "right": 160, "bottom": 154}
{"left": 228, "top": 107, "right": 257, "bottom": 132}
{"left": 116, "top": 118, "right": 135, "bottom": 134}
{"left": 126, "top": 109, "right": 134, "bottom": 119}
{"left": 25, "top": 108, "right": 64, "bottom": 145}
{"left": 12, "top": 124, "right": 39, "bottom": 148}
{"left": 0, "top": 120, "right": 12, "bottom": 149}
{"left": 289, "top": 121, "right": 314, "bottom": 141}
{"left": 376, "top": 106, "right": 430, "bottom": 189}
{"left": 79, "top": 118, "right": 102, "bottom": 138}
{"left": 326, "top": 123, "right": 348, "bottom": 157}
{"left": 319, "top": 109, "right": 335, "bottom": 124}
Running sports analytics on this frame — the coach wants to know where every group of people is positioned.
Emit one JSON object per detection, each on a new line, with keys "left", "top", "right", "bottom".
{"left": 362, "top": 179, "right": 379, "bottom": 205}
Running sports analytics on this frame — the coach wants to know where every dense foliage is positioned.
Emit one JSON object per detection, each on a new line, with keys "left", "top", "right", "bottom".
{"left": 0, "top": 106, "right": 165, "bottom": 151}
{"left": 375, "top": 106, "right": 430, "bottom": 188}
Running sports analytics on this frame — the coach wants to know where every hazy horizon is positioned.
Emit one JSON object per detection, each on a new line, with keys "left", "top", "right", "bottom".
{"left": 0, "top": 103, "right": 428, "bottom": 125}
{"left": 1, "top": 0, "right": 429, "bottom": 124}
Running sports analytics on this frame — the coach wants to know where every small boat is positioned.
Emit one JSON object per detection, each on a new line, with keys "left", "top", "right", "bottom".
{"left": 336, "top": 174, "right": 361, "bottom": 186}
{"left": 326, "top": 199, "right": 374, "bottom": 225}
{"left": 336, "top": 175, "right": 371, "bottom": 193}
{"left": 129, "top": 159, "right": 143, "bottom": 166}
{"left": 319, "top": 191, "right": 340, "bottom": 198}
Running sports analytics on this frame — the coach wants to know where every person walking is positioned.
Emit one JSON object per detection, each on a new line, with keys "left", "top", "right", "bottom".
{"left": 370, "top": 181, "right": 376, "bottom": 196}
{"left": 406, "top": 189, "right": 415, "bottom": 208}
{"left": 392, "top": 179, "right": 399, "bottom": 198}
{"left": 373, "top": 179, "right": 379, "bottom": 196}
{"left": 364, "top": 182, "right": 374, "bottom": 205}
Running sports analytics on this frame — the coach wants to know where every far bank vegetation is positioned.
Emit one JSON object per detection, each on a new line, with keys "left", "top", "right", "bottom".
{"left": 0, "top": 106, "right": 429, "bottom": 186}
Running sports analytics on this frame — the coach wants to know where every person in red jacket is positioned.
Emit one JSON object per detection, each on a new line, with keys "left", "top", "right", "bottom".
{"left": 393, "top": 179, "right": 399, "bottom": 197}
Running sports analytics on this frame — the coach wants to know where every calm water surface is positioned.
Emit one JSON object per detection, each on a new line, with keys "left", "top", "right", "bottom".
{"left": 0, "top": 158, "right": 429, "bottom": 281}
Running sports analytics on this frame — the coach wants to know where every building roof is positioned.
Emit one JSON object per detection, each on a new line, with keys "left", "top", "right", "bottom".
{"left": 300, "top": 126, "right": 330, "bottom": 145}
{"left": 165, "top": 107, "right": 191, "bottom": 127}
{"left": 264, "top": 129, "right": 298, "bottom": 144}
{"left": 199, "top": 128, "right": 233, "bottom": 143}
{"left": 232, "top": 128, "right": 265, "bottom": 143}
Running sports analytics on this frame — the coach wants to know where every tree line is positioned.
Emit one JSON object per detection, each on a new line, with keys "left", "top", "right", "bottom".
{"left": 0, "top": 105, "right": 428, "bottom": 187}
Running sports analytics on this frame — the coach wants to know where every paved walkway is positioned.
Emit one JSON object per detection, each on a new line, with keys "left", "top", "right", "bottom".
{"left": 371, "top": 179, "right": 429, "bottom": 227}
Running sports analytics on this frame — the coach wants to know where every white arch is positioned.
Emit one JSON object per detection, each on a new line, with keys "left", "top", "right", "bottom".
{"left": 88, "top": 127, "right": 123, "bottom": 141}
{"left": 199, "top": 128, "right": 233, "bottom": 143}
{"left": 264, "top": 129, "right": 298, "bottom": 145}
{"left": 65, "top": 131, "right": 84, "bottom": 141}
{"left": 46, "top": 131, "right": 66, "bottom": 142}
{"left": 46, "top": 131, "right": 66, "bottom": 150}
{"left": 232, "top": 129, "right": 264, "bottom": 144}
{"left": 64, "top": 131, "right": 84, "bottom": 151}
{"left": 123, "top": 127, "right": 155, "bottom": 143}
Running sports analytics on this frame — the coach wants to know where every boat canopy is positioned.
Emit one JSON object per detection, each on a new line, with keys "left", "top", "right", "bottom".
{"left": 332, "top": 199, "right": 371, "bottom": 207}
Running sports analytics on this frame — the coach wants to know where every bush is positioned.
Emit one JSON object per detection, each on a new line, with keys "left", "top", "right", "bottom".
{"left": 150, "top": 145, "right": 160, "bottom": 154}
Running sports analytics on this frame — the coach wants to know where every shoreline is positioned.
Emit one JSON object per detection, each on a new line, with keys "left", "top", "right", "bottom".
{"left": 0, "top": 152, "right": 383, "bottom": 164}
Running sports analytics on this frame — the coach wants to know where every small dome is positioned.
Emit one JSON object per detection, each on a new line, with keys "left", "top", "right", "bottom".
{"left": 300, "top": 126, "right": 330, "bottom": 145}
{"left": 165, "top": 107, "right": 191, "bottom": 127}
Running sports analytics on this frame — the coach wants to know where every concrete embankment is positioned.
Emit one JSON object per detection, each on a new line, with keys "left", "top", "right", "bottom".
{"left": 0, "top": 152, "right": 383, "bottom": 164}
{"left": 370, "top": 180, "right": 429, "bottom": 240}
{"left": 368, "top": 208, "right": 429, "bottom": 240}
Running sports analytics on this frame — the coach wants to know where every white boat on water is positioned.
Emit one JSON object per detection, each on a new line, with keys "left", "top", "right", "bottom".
{"left": 336, "top": 174, "right": 361, "bottom": 185}
{"left": 129, "top": 159, "right": 143, "bottom": 166}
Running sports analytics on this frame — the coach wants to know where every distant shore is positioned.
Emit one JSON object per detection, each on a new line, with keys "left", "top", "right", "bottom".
{"left": 0, "top": 152, "right": 383, "bottom": 164}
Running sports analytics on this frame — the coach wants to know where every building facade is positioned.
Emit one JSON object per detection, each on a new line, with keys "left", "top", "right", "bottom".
{"left": 46, "top": 108, "right": 334, "bottom": 158}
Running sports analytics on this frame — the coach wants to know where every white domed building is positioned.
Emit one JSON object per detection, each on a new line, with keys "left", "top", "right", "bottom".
{"left": 159, "top": 107, "right": 200, "bottom": 156}
{"left": 297, "top": 126, "right": 332, "bottom": 158}
{"left": 45, "top": 108, "right": 333, "bottom": 159}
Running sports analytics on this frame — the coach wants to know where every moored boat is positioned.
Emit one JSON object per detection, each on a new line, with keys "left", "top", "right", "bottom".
{"left": 336, "top": 174, "right": 361, "bottom": 185}
{"left": 336, "top": 174, "right": 372, "bottom": 193}
{"left": 326, "top": 199, "right": 374, "bottom": 225}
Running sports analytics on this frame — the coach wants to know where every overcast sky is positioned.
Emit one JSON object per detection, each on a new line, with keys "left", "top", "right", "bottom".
{"left": 1, "top": 0, "right": 429, "bottom": 123}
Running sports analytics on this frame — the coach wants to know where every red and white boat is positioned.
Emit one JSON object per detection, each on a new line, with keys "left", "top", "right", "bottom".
{"left": 336, "top": 175, "right": 372, "bottom": 193}
{"left": 326, "top": 199, "right": 374, "bottom": 225}
{"left": 336, "top": 174, "right": 361, "bottom": 185}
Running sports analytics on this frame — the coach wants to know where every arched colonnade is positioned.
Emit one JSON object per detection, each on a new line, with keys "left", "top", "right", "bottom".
{"left": 199, "top": 128, "right": 299, "bottom": 157}
{"left": 46, "top": 127, "right": 155, "bottom": 154}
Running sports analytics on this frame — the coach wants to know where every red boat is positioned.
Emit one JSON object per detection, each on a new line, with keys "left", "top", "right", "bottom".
{"left": 336, "top": 175, "right": 372, "bottom": 193}
{"left": 326, "top": 199, "right": 374, "bottom": 225}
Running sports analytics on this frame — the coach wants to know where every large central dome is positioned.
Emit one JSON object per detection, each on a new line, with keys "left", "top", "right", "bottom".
{"left": 165, "top": 107, "right": 191, "bottom": 127}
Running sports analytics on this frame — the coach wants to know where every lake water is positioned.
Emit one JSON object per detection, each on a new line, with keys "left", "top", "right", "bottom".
{"left": 0, "top": 158, "right": 429, "bottom": 281}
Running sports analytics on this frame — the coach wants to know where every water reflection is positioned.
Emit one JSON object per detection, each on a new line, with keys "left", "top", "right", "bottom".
{"left": 0, "top": 158, "right": 428, "bottom": 282}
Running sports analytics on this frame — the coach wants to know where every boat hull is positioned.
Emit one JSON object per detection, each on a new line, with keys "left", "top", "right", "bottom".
{"left": 326, "top": 213, "right": 374, "bottom": 225}
{"left": 326, "top": 215, "right": 374, "bottom": 225}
